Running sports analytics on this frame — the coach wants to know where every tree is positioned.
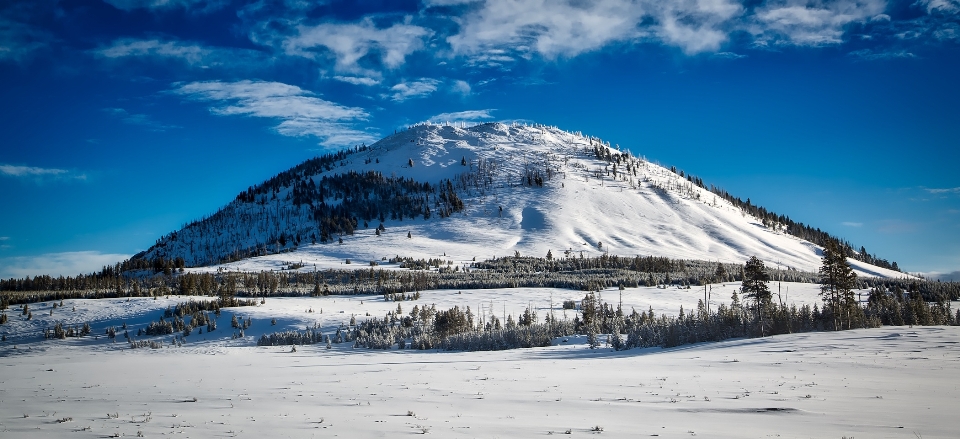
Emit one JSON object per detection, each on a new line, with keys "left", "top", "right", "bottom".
{"left": 741, "top": 256, "right": 771, "bottom": 336}
{"left": 714, "top": 262, "right": 727, "bottom": 283}
{"left": 819, "top": 239, "right": 857, "bottom": 330}
{"left": 581, "top": 293, "right": 600, "bottom": 348}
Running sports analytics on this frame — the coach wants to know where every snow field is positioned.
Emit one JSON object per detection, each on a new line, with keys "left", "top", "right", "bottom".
{"left": 0, "top": 282, "right": 836, "bottom": 348}
{"left": 2, "top": 326, "right": 957, "bottom": 438}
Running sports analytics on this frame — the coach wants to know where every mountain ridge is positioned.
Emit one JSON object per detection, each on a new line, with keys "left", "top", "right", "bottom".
{"left": 128, "top": 122, "right": 903, "bottom": 279}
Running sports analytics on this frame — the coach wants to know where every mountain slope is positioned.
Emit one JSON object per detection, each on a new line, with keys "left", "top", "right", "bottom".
{"left": 136, "top": 122, "right": 904, "bottom": 278}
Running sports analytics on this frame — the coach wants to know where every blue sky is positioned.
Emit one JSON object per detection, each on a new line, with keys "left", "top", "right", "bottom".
{"left": 1, "top": 0, "right": 958, "bottom": 280}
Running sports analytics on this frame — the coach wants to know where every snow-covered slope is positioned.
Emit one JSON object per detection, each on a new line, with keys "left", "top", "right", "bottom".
{"left": 141, "top": 122, "right": 904, "bottom": 278}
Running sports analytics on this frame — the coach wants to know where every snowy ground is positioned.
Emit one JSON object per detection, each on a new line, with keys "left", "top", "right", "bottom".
{"left": 0, "top": 282, "right": 834, "bottom": 347}
{"left": 2, "top": 283, "right": 956, "bottom": 438}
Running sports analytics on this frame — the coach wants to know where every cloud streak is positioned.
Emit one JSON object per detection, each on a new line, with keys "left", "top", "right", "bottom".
{"left": 94, "top": 38, "right": 271, "bottom": 70}
{"left": 425, "top": 109, "right": 496, "bottom": 125}
{"left": 0, "top": 251, "right": 131, "bottom": 279}
{"left": 0, "top": 164, "right": 86, "bottom": 181}
{"left": 925, "top": 186, "right": 960, "bottom": 194}
{"left": 102, "top": 0, "right": 228, "bottom": 13}
{"left": 172, "top": 80, "right": 376, "bottom": 146}
{"left": 385, "top": 79, "right": 441, "bottom": 102}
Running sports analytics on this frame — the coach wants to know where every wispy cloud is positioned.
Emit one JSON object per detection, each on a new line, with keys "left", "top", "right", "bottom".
{"left": 451, "top": 79, "right": 471, "bottom": 95}
{"left": 280, "top": 17, "right": 432, "bottom": 76}
{"left": 94, "top": 38, "right": 270, "bottom": 70}
{"left": 0, "top": 3, "right": 53, "bottom": 63}
{"left": 749, "top": 0, "right": 886, "bottom": 47}
{"left": 0, "top": 251, "right": 131, "bottom": 279}
{"left": 333, "top": 75, "right": 380, "bottom": 86}
{"left": 925, "top": 186, "right": 960, "bottom": 194}
{"left": 97, "top": 38, "right": 209, "bottom": 63}
{"left": 385, "top": 78, "right": 441, "bottom": 102}
{"left": 712, "top": 51, "right": 747, "bottom": 59}
{"left": 848, "top": 49, "right": 917, "bottom": 60}
{"left": 102, "top": 0, "right": 228, "bottom": 13}
{"left": 425, "top": 109, "right": 496, "bottom": 125}
{"left": 428, "top": 0, "right": 904, "bottom": 60}
{"left": 841, "top": 221, "right": 863, "bottom": 227}
{"left": 104, "top": 107, "right": 179, "bottom": 132}
{"left": 172, "top": 80, "right": 377, "bottom": 147}
{"left": 918, "top": 0, "right": 960, "bottom": 14}
{"left": 438, "top": 0, "right": 656, "bottom": 58}
{"left": 0, "top": 164, "right": 86, "bottom": 181}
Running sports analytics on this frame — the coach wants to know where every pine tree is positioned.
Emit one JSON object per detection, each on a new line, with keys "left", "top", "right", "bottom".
{"left": 582, "top": 293, "right": 600, "bottom": 348}
{"left": 819, "top": 239, "right": 857, "bottom": 330}
{"left": 741, "top": 256, "right": 771, "bottom": 336}
{"left": 714, "top": 262, "right": 727, "bottom": 283}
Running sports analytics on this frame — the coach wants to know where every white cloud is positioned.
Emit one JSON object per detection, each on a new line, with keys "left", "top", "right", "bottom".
{"left": 848, "top": 49, "right": 917, "bottom": 60}
{"left": 385, "top": 78, "right": 441, "bottom": 102}
{"left": 425, "top": 109, "right": 496, "bottom": 125}
{"left": 96, "top": 38, "right": 209, "bottom": 63}
{"left": 918, "top": 0, "right": 960, "bottom": 14}
{"left": 0, "top": 164, "right": 68, "bottom": 177}
{"left": 712, "top": 51, "right": 747, "bottom": 59}
{"left": 333, "top": 75, "right": 381, "bottom": 86}
{"left": 172, "top": 80, "right": 377, "bottom": 146}
{"left": 654, "top": 0, "right": 743, "bottom": 54}
{"left": 94, "top": 38, "right": 269, "bottom": 70}
{"left": 841, "top": 221, "right": 863, "bottom": 227}
{"left": 431, "top": 0, "right": 904, "bottom": 58}
{"left": 451, "top": 79, "right": 471, "bottom": 95}
{"left": 282, "top": 17, "right": 432, "bottom": 75}
{"left": 102, "top": 0, "right": 228, "bottom": 13}
{"left": 423, "top": 0, "right": 480, "bottom": 5}
{"left": 0, "top": 251, "right": 131, "bottom": 279}
{"left": 442, "top": 0, "right": 653, "bottom": 59}
{"left": 0, "top": 164, "right": 86, "bottom": 181}
{"left": 750, "top": 0, "right": 886, "bottom": 47}
{"left": 925, "top": 186, "right": 960, "bottom": 194}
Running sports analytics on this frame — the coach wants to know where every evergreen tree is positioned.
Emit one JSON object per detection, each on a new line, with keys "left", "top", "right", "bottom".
{"left": 741, "top": 256, "right": 771, "bottom": 336}
{"left": 714, "top": 262, "right": 727, "bottom": 283}
{"left": 819, "top": 239, "right": 858, "bottom": 330}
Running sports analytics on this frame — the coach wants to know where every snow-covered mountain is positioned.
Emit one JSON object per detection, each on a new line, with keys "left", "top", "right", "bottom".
{"left": 136, "top": 122, "right": 903, "bottom": 278}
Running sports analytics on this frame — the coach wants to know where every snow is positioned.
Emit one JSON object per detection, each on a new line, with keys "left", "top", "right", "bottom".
{"left": 1, "top": 288, "right": 957, "bottom": 438}
{"left": 152, "top": 122, "right": 908, "bottom": 280}
{"left": 0, "top": 282, "right": 834, "bottom": 347}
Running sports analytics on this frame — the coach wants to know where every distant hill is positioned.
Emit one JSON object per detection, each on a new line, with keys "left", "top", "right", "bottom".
{"left": 127, "top": 122, "right": 902, "bottom": 278}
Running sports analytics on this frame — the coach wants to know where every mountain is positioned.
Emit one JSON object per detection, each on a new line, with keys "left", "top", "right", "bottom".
{"left": 132, "top": 122, "right": 904, "bottom": 279}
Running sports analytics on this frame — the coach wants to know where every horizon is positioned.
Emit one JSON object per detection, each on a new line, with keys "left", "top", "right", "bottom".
{"left": 1, "top": 0, "right": 958, "bottom": 280}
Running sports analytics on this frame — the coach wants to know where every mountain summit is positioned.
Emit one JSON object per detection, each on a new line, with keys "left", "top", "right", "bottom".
{"left": 135, "top": 122, "right": 902, "bottom": 278}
